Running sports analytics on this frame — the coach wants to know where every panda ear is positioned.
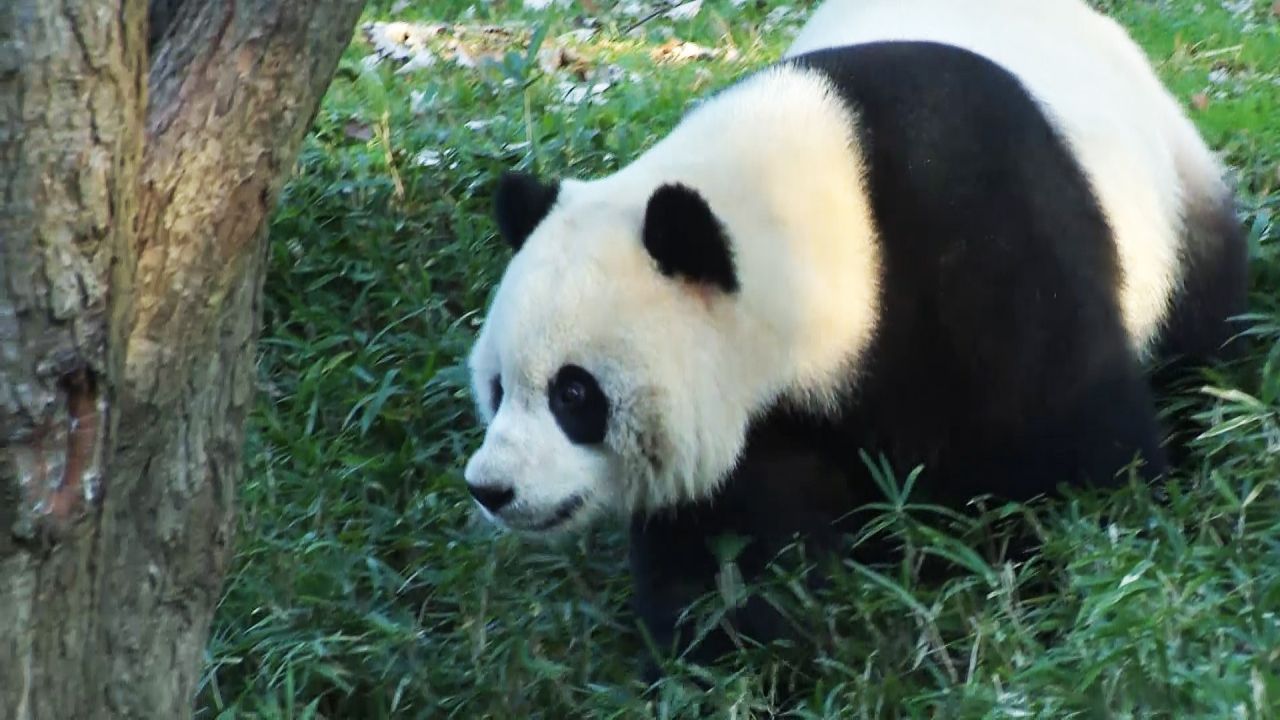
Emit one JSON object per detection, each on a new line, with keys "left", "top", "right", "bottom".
{"left": 642, "top": 183, "right": 739, "bottom": 293}
{"left": 493, "top": 171, "right": 561, "bottom": 251}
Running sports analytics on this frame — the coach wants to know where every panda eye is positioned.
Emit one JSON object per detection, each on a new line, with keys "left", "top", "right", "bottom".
{"left": 548, "top": 364, "right": 608, "bottom": 445}
{"left": 558, "top": 379, "right": 586, "bottom": 407}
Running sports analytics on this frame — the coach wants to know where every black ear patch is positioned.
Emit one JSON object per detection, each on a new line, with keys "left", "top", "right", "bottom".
{"left": 494, "top": 171, "right": 560, "bottom": 251}
{"left": 642, "top": 183, "right": 738, "bottom": 293}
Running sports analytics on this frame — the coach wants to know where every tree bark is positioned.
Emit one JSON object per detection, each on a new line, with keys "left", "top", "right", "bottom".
{"left": 0, "top": 1, "right": 365, "bottom": 717}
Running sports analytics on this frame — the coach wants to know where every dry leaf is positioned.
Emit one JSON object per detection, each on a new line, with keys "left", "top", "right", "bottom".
{"left": 396, "top": 50, "right": 437, "bottom": 74}
{"left": 538, "top": 45, "right": 590, "bottom": 78}
{"left": 666, "top": 0, "right": 703, "bottom": 20}
{"left": 1272, "top": 0, "right": 1280, "bottom": 16}
{"left": 414, "top": 149, "right": 443, "bottom": 167}
{"left": 538, "top": 46, "right": 566, "bottom": 73}
{"left": 364, "top": 21, "right": 444, "bottom": 60}
{"left": 1191, "top": 92, "right": 1210, "bottom": 111}
{"left": 650, "top": 38, "right": 716, "bottom": 63}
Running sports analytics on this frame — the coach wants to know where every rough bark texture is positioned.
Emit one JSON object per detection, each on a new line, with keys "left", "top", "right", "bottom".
{"left": 0, "top": 0, "right": 365, "bottom": 717}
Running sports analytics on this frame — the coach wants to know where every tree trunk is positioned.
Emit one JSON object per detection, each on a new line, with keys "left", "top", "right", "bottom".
{"left": 0, "top": 1, "right": 365, "bottom": 717}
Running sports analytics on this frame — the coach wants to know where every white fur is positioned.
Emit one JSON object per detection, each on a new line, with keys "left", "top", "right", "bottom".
{"left": 786, "top": 0, "right": 1230, "bottom": 358}
{"left": 465, "top": 66, "right": 880, "bottom": 530}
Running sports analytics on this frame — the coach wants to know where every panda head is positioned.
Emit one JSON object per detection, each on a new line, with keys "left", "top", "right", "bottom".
{"left": 462, "top": 169, "right": 757, "bottom": 535}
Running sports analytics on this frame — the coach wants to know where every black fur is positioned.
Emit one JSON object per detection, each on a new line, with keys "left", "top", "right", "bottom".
{"left": 631, "top": 41, "right": 1246, "bottom": 673}
{"left": 631, "top": 439, "right": 855, "bottom": 680}
{"left": 493, "top": 171, "right": 560, "bottom": 250}
{"left": 1160, "top": 192, "right": 1251, "bottom": 365}
{"left": 643, "top": 183, "right": 739, "bottom": 293}
{"left": 1152, "top": 191, "right": 1251, "bottom": 382}
{"left": 1150, "top": 191, "right": 1251, "bottom": 464}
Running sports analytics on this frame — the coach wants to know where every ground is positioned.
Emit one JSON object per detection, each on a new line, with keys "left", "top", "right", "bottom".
{"left": 195, "top": 1, "right": 1280, "bottom": 717}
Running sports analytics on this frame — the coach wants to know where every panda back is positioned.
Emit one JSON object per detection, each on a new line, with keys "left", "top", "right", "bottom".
{"left": 786, "top": 41, "right": 1134, "bottom": 430}
{"left": 786, "top": 0, "right": 1212, "bottom": 356}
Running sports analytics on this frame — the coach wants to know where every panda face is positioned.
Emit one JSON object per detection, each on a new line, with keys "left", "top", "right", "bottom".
{"left": 462, "top": 174, "right": 761, "bottom": 535}
{"left": 461, "top": 232, "right": 674, "bottom": 533}
{"left": 464, "top": 331, "right": 620, "bottom": 533}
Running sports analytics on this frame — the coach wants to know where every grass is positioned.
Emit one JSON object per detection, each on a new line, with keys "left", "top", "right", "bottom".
{"left": 195, "top": 0, "right": 1280, "bottom": 717}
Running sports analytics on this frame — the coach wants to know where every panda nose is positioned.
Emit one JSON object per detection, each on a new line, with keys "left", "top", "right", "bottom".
{"left": 468, "top": 483, "right": 515, "bottom": 513}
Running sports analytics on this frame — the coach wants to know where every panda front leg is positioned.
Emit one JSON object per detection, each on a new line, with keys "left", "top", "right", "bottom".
{"left": 627, "top": 446, "right": 859, "bottom": 681}
{"left": 628, "top": 522, "right": 780, "bottom": 683}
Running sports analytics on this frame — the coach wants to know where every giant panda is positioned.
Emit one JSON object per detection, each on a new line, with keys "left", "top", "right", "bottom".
{"left": 461, "top": 0, "right": 1248, "bottom": 672}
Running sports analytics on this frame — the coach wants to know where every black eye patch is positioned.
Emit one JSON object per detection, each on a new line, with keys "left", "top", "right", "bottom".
{"left": 548, "top": 364, "right": 608, "bottom": 445}
{"left": 490, "top": 375, "right": 503, "bottom": 413}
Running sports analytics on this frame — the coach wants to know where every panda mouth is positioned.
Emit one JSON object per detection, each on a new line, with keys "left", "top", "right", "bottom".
{"left": 525, "top": 495, "right": 585, "bottom": 532}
